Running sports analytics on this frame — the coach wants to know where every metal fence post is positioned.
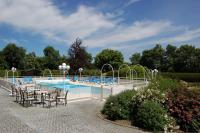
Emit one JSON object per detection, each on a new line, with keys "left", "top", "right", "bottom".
{"left": 101, "top": 85, "right": 103, "bottom": 100}
{"left": 111, "top": 86, "right": 113, "bottom": 95}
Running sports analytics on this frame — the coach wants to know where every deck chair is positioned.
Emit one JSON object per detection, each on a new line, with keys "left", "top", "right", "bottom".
{"left": 56, "top": 90, "right": 69, "bottom": 106}
{"left": 21, "top": 90, "right": 37, "bottom": 107}
{"left": 43, "top": 92, "right": 57, "bottom": 108}
{"left": 15, "top": 88, "right": 21, "bottom": 103}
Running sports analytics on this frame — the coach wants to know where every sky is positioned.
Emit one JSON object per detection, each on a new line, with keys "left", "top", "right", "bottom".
{"left": 0, "top": 0, "right": 200, "bottom": 61}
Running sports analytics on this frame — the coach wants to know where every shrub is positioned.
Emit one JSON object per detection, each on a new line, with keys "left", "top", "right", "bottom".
{"left": 101, "top": 89, "right": 136, "bottom": 120}
{"left": 149, "top": 77, "right": 180, "bottom": 92}
{"left": 0, "top": 69, "right": 22, "bottom": 77}
{"left": 162, "top": 72, "right": 200, "bottom": 82}
{"left": 134, "top": 100, "right": 169, "bottom": 131}
{"left": 130, "top": 77, "right": 178, "bottom": 128}
{"left": 166, "top": 88, "right": 200, "bottom": 132}
{"left": 130, "top": 78, "right": 172, "bottom": 111}
{"left": 130, "top": 87, "right": 166, "bottom": 124}
{"left": 105, "top": 65, "right": 146, "bottom": 78}
{"left": 82, "top": 69, "right": 101, "bottom": 76}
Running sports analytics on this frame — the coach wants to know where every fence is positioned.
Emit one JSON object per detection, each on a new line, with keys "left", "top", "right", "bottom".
{"left": 1, "top": 75, "right": 148, "bottom": 101}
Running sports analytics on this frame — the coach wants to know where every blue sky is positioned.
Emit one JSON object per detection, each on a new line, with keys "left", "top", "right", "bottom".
{"left": 0, "top": 0, "right": 200, "bottom": 61}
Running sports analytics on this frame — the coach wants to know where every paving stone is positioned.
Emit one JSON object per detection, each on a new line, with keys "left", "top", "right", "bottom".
{"left": 0, "top": 87, "right": 146, "bottom": 133}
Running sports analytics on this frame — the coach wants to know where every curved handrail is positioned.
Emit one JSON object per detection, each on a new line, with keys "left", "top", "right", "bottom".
{"left": 132, "top": 64, "right": 145, "bottom": 81}
{"left": 125, "top": 68, "right": 138, "bottom": 83}
{"left": 131, "top": 69, "right": 138, "bottom": 81}
{"left": 6, "top": 70, "right": 18, "bottom": 84}
{"left": 133, "top": 64, "right": 151, "bottom": 83}
{"left": 118, "top": 64, "right": 131, "bottom": 84}
{"left": 43, "top": 69, "right": 52, "bottom": 77}
{"left": 100, "top": 63, "right": 114, "bottom": 84}
{"left": 4, "top": 70, "right": 8, "bottom": 79}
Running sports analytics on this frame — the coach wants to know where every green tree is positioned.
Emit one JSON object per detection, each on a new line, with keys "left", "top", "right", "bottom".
{"left": 95, "top": 49, "right": 124, "bottom": 71}
{"left": 161, "top": 44, "right": 177, "bottom": 72}
{"left": 0, "top": 51, "right": 6, "bottom": 69}
{"left": 130, "top": 53, "right": 141, "bottom": 65}
{"left": 174, "top": 45, "right": 196, "bottom": 72}
{"left": 140, "top": 44, "right": 164, "bottom": 70}
{"left": 2, "top": 43, "right": 26, "bottom": 69}
{"left": 68, "top": 38, "right": 92, "bottom": 71}
{"left": 43, "top": 46, "right": 61, "bottom": 69}
{"left": 25, "top": 52, "right": 40, "bottom": 70}
{"left": 36, "top": 57, "right": 45, "bottom": 70}
{"left": 194, "top": 48, "right": 200, "bottom": 72}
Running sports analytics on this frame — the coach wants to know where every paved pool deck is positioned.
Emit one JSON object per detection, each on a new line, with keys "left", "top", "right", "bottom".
{"left": 0, "top": 87, "right": 146, "bottom": 133}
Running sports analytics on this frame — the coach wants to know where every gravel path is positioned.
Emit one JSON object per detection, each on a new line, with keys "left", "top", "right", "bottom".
{"left": 0, "top": 87, "right": 145, "bottom": 133}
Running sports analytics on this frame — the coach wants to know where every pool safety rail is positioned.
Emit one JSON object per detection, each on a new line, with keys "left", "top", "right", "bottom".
{"left": 2, "top": 76, "right": 148, "bottom": 101}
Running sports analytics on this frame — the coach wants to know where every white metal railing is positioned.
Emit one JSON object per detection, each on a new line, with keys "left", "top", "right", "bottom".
{"left": 2, "top": 74, "right": 149, "bottom": 100}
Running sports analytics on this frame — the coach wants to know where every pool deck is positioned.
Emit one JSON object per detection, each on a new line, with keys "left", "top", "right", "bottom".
{"left": 0, "top": 87, "right": 147, "bottom": 133}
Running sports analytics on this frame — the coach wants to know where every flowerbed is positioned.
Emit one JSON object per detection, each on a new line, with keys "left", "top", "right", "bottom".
{"left": 101, "top": 77, "right": 200, "bottom": 132}
{"left": 166, "top": 88, "right": 200, "bottom": 132}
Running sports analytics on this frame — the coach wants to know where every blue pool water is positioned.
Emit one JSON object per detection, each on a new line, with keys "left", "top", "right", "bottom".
{"left": 38, "top": 81, "right": 110, "bottom": 96}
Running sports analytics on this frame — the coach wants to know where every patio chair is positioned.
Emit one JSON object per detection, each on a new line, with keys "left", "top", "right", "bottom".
{"left": 10, "top": 84, "right": 15, "bottom": 96}
{"left": 15, "top": 87, "right": 21, "bottom": 103}
{"left": 56, "top": 90, "right": 69, "bottom": 106}
{"left": 43, "top": 91, "right": 57, "bottom": 108}
{"left": 18, "top": 80, "right": 23, "bottom": 85}
{"left": 21, "top": 90, "right": 37, "bottom": 107}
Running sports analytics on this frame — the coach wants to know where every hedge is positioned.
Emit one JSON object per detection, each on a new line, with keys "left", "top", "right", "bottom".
{"left": 161, "top": 72, "right": 200, "bottom": 82}
{"left": 0, "top": 70, "right": 21, "bottom": 77}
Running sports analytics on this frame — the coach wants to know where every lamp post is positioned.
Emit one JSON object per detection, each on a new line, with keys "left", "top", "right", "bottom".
{"left": 78, "top": 68, "right": 83, "bottom": 80}
{"left": 151, "top": 69, "right": 158, "bottom": 79}
{"left": 10, "top": 67, "right": 16, "bottom": 96}
{"left": 59, "top": 63, "right": 70, "bottom": 78}
{"left": 58, "top": 63, "right": 70, "bottom": 90}
{"left": 154, "top": 69, "right": 158, "bottom": 78}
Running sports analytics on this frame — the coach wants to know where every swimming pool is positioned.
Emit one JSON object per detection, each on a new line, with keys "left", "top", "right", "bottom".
{"left": 38, "top": 81, "right": 111, "bottom": 99}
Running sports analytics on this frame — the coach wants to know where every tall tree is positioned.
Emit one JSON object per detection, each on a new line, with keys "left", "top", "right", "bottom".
{"left": 174, "top": 45, "right": 196, "bottom": 72}
{"left": 25, "top": 52, "right": 40, "bottom": 70}
{"left": 43, "top": 46, "right": 61, "bottom": 69}
{"left": 95, "top": 49, "right": 124, "bottom": 71}
{"left": 140, "top": 44, "right": 164, "bottom": 70}
{"left": 68, "top": 38, "right": 92, "bottom": 71}
{"left": 0, "top": 51, "right": 6, "bottom": 69}
{"left": 163, "top": 44, "right": 177, "bottom": 72}
{"left": 194, "top": 48, "right": 200, "bottom": 72}
{"left": 2, "top": 43, "right": 26, "bottom": 69}
{"left": 130, "top": 53, "right": 141, "bottom": 65}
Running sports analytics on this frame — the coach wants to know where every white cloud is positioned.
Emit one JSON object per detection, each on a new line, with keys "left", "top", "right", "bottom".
{"left": 163, "top": 28, "right": 200, "bottom": 43}
{"left": 0, "top": 0, "right": 199, "bottom": 54}
{"left": 85, "top": 21, "right": 172, "bottom": 47}
{"left": 124, "top": 0, "right": 140, "bottom": 7}
{"left": 0, "top": 0, "right": 115, "bottom": 43}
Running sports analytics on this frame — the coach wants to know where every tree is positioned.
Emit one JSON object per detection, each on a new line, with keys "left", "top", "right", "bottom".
{"left": 68, "top": 38, "right": 92, "bottom": 71}
{"left": 130, "top": 53, "right": 141, "bottom": 65}
{"left": 162, "top": 44, "right": 177, "bottom": 72}
{"left": 43, "top": 46, "right": 61, "bottom": 69}
{"left": 2, "top": 43, "right": 26, "bottom": 69}
{"left": 174, "top": 45, "right": 196, "bottom": 72}
{"left": 194, "top": 48, "right": 200, "bottom": 72}
{"left": 140, "top": 44, "right": 164, "bottom": 70}
{"left": 0, "top": 51, "right": 6, "bottom": 69}
{"left": 94, "top": 49, "right": 124, "bottom": 71}
{"left": 25, "top": 52, "right": 40, "bottom": 70}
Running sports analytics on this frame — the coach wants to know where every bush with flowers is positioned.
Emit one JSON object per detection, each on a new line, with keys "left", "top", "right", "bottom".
{"left": 101, "top": 77, "right": 200, "bottom": 132}
{"left": 134, "top": 100, "right": 175, "bottom": 131}
{"left": 129, "top": 78, "right": 177, "bottom": 132}
{"left": 166, "top": 87, "right": 200, "bottom": 132}
{"left": 101, "top": 89, "right": 136, "bottom": 120}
